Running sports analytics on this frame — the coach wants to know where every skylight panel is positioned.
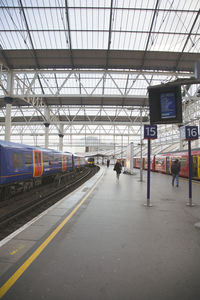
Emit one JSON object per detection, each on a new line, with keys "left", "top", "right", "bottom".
{"left": 22, "top": 0, "right": 58, "bottom": 7}
{"left": 158, "top": 0, "right": 199, "bottom": 10}
{"left": 30, "top": 31, "right": 44, "bottom": 49}
{"left": 80, "top": 76, "right": 103, "bottom": 93}
{"left": 111, "top": 32, "right": 149, "bottom": 50}
{"left": 67, "top": 0, "right": 111, "bottom": 8}
{"left": 184, "top": 37, "right": 200, "bottom": 52}
{"left": 62, "top": 77, "right": 80, "bottom": 93}
{"left": 70, "top": 8, "right": 108, "bottom": 31}
{"left": 0, "top": 8, "right": 17, "bottom": 30}
{"left": 153, "top": 11, "right": 196, "bottom": 35}
{"left": 0, "top": 31, "right": 31, "bottom": 49}
{"left": 113, "top": 8, "right": 151, "bottom": 32}
{"left": 0, "top": 0, "right": 19, "bottom": 7}
{"left": 139, "top": 0, "right": 155, "bottom": 9}
{"left": 71, "top": 30, "right": 108, "bottom": 49}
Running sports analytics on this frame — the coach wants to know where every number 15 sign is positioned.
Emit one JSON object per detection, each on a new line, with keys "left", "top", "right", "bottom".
{"left": 144, "top": 125, "right": 157, "bottom": 139}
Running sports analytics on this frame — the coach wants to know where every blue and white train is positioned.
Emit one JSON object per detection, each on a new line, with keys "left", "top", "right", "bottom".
{"left": 0, "top": 140, "right": 86, "bottom": 199}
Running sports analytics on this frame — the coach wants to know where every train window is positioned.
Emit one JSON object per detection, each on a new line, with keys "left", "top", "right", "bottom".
{"left": 25, "top": 153, "right": 32, "bottom": 167}
{"left": 87, "top": 157, "right": 94, "bottom": 163}
{"left": 62, "top": 155, "right": 67, "bottom": 162}
{"left": 43, "top": 153, "right": 49, "bottom": 162}
{"left": 67, "top": 155, "right": 72, "bottom": 164}
{"left": 48, "top": 155, "right": 53, "bottom": 165}
{"left": 58, "top": 154, "right": 62, "bottom": 165}
{"left": 38, "top": 152, "right": 41, "bottom": 164}
{"left": 54, "top": 154, "right": 60, "bottom": 163}
{"left": 43, "top": 153, "right": 49, "bottom": 166}
{"left": 12, "top": 152, "right": 23, "bottom": 169}
{"left": 180, "top": 158, "right": 187, "bottom": 167}
{"left": 156, "top": 158, "right": 162, "bottom": 166}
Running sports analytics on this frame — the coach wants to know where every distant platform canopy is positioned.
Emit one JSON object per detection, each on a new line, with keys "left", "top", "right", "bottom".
{"left": 0, "top": 49, "right": 199, "bottom": 72}
{"left": 0, "top": 95, "right": 149, "bottom": 108}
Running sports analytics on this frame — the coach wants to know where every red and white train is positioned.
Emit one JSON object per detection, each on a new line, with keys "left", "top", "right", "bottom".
{"left": 133, "top": 148, "right": 200, "bottom": 180}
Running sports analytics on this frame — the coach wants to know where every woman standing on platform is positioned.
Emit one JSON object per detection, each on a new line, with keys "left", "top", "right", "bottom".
{"left": 113, "top": 159, "right": 122, "bottom": 180}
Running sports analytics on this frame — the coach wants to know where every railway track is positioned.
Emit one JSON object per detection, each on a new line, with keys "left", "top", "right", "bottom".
{"left": 0, "top": 166, "right": 99, "bottom": 240}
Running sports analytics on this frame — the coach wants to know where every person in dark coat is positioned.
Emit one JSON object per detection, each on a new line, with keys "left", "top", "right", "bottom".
{"left": 107, "top": 159, "right": 110, "bottom": 168}
{"left": 113, "top": 159, "right": 122, "bottom": 180}
{"left": 171, "top": 159, "right": 181, "bottom": 187}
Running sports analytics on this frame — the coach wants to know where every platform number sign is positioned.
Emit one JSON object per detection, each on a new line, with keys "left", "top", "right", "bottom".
{"left": 144, "top": 125, "right": 157, "bottom": 139}
{"left": 185, "top": 126, "right": 198, "bottom": 140}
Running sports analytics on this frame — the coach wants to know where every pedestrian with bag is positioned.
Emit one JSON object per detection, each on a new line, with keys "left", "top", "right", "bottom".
{"left": 113, "top": 159, "right": 122, "bottom": 180}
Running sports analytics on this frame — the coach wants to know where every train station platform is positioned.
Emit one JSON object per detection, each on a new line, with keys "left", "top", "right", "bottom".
{"left": 0, "top": 166, "right": 200, "bottom": 299}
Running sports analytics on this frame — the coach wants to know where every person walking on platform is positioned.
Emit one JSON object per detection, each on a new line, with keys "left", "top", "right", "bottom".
{"left": 113, "top": 159, "right": 122, "bottom": 180}
{"left": 107, "top": 159, "right": 110, "bottom": 168}
{"left": 171, "top": 159, "right": 181, "bottom": 187}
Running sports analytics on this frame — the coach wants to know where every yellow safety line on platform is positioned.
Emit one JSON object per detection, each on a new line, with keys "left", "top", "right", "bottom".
{"left": 0, "top": 173, "right": 103, "bottom": 299}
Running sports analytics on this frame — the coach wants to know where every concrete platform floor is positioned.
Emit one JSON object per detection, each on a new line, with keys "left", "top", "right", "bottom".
{"left": 0, "top": 167, "right": 200, "bottom": 300}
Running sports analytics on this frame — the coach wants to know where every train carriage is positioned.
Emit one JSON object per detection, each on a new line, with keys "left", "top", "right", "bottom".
{"left": 154, "top": 153, "right": 168, "bottom": 174}
{"left": 0, "top": 140, "right": 34, "bottom": 185}
{"left": 133, "top": 156, "right": 155, "bottom": 171}
{"left": 0, "top": 140, "right": 87, "bottom": 200}
{"left": 86, "top": 157, "right": 95, "bottom": 166}
{"left": 133, "top": 148, "right": 200, "bottom": 180}
{"left": 73, "top": 154, "right": 86, "bottom": 169}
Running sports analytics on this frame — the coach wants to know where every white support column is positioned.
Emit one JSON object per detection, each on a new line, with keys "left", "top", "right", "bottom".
{"left": 113, "top": 126, "right": 116, "bottom": 159}
{"left": 85, "top": 126, "right": 87, "bottom": 152}
{"left": 59, "top": 124, "right": 64, "bottom": 152}
{"left": 4, "top": 72, "right": 14, "bottom": 141}
{"left": 121, "top": 135, "right": 123, "bottom": 158}
{"left": 140, "top": 106, "right": 143, "bottom": 181}
{"left": 44, "top": 106, "right": 50, "bottom": 148}
{"left": 70, "top": 126, "right": 72, "bottom": 150}
{"left": 4, "top": 97, "right": 13, "bottom": 141}
{"left": 128, "top": 126, "right": 130, "bottom": 145}
{"left": 179, "top": 126, "right": 184, "bottom": 150}
{"left": 44, "top": 123, "right": 50, "bottom": 148}
{"left": 59, "top": 134, "right": 64, "bottom": 152}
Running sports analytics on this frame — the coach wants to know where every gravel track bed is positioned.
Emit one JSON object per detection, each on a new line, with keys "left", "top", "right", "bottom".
{"left": 0, "top": 166, "right": 99, "bottom": 241}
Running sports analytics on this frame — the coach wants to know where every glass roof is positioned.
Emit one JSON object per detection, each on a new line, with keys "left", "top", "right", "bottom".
{"left": 0, "top": 0, "right": 199, "bottom": 52}
{"left": 0, "top": 0, "right": 200, "bottom": 153}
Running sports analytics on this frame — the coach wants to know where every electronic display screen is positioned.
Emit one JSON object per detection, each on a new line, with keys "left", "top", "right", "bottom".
{"left": 148, "top": 84, "right": 182, "bottom": 125}
{"left": 160, "top": 92, "right": 176, "bottom": 119}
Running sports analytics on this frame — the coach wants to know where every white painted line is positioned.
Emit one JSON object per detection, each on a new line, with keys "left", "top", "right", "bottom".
{"left": 0, "top": 210, "right": 48, "bottom": 247}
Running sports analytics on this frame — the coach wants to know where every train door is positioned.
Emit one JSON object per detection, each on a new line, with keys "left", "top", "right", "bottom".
{"left": 62, "top": 154, "right": 67, "bottom": 172}
{"left": 166, "top": 157, "right": 170, "bottom": 174}
{"left": 33, "top": 150, "right": 43, "bottom": 177}
{"left": 192, "top": 156, "right": 198, "bottom": 179}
